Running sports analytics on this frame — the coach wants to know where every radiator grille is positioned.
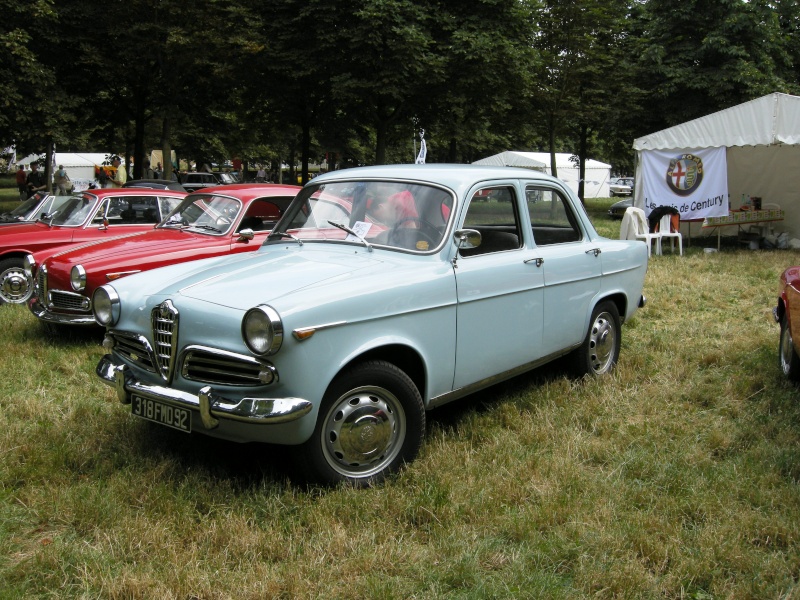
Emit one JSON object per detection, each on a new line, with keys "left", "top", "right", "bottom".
{"left": 50, "top": 290, "right": 90, "bottom": 311}
{"left": 151, "top": 300, "right": 179, "bottom": 382}
{"left": 112, "top": 333, "right": 155, "bottom": 372}
{"left": 182, "top": 347, "right": 271, "bottom": 386}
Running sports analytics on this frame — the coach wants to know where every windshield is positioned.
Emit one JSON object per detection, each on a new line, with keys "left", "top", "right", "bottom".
{"left": 3, "top": 192, "right": 48, "bottom": 221}
{"left": 47, "top": 194, "right": 98, "bottom": 226}
{"left": 268, "top": 180, "right": 453, "bottom": 252}
{"left": 219, "top": 173, "right": 236, "bottom": 184}
{"left": 159, "top": 194, "right": 242, "bottom": 235}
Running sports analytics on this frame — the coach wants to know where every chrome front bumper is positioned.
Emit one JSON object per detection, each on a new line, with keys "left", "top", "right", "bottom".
{"left": 29, "top": 297, "right": 99, "bottom": 326}
{"left": 96, "top": 354, "right": 313, "bottom": 429}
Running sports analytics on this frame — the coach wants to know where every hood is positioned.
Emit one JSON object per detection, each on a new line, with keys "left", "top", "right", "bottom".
{"left": 44, "top": 228, "right": 203, "bottom": 265}
{"left": 113, "top": 246, "right": 384, "bottom": 311}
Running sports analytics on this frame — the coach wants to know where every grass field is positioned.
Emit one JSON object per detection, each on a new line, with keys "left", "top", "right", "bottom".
{"left": 1, "top": 197, "right": 799, "bottom": 598}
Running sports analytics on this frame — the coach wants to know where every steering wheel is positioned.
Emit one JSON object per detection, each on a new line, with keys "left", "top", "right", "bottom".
{"left": 388, "top": 217, "right": 440, "bottom": 249}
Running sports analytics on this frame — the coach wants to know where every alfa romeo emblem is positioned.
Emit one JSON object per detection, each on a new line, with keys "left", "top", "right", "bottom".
{"left": 666, "top": 154, "right": 704, "bottom": 196}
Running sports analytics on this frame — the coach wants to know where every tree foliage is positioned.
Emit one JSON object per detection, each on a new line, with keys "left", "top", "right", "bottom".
{"left": 1, "top": 0, "right": 798, "bottom": 178}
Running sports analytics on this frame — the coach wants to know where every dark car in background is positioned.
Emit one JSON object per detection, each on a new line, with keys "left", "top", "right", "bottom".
{"left": 124, "top": 179, "right": 187, "bottom": 192}
{"left": 182, "top": 172, "right": 232, "bottom": 193}
{"left": 608, "top": 197, "right": 634, "bottom": 219}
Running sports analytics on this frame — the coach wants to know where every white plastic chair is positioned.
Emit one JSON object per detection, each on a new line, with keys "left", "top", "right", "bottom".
{"left": 621, "top": 207, "right": 660, "bottom": 257}
{"left": 657, "top": 214, "right": 682, "bottom": 256}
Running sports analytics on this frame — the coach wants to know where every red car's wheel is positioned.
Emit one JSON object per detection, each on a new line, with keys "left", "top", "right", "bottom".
{"left": 779, "top": 316, "right": 800, "bottom": 381}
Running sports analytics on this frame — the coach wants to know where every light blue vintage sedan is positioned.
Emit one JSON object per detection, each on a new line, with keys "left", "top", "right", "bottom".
{"left": 94, "top": 165, "right": 648, "bottom": 485}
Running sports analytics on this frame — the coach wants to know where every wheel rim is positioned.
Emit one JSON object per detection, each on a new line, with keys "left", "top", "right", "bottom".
{"left": 781, "top": 323, "right": 794, "bottom": 375}
{"left": 0, "top": 264, "right": 32, "bottom": 304}
{"left": 321, "top": 385, "right": 406, "bottom": 479}
{"left": 588, "top": 311, "right": 617, "bottom": 374}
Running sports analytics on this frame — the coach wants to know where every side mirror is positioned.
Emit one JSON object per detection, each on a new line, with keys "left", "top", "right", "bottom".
{"left": 454, "top": 229, "right": 482, "bottom": 250}
{"left": 237, "top": 228, "right": 255, "bottom": 242}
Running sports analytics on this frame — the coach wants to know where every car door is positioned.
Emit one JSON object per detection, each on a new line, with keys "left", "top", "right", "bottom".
{"left": 452, "top": 184, "right": 544, "bottom": 390}
{"left": 524, "top": 185, "right": 601, "bottom": 356}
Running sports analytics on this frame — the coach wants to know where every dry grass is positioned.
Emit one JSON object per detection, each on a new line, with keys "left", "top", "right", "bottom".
{"left": 1, "top": 198, "right": 800, "bottom": 598}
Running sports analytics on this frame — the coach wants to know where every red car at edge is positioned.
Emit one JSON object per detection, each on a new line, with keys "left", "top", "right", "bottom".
{"left": 0, "top": 187, "right": 187, "bottom": 305}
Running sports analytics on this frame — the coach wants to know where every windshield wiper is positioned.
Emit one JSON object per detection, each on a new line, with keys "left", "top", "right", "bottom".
{"left": 188, "top": 224, "right": 222, "bottom": 233}
{"left": 328, "top": 220, "right": 372, "bottom": 252}
{"left": 269, "top": 231, "right": 304, "bottom": 246}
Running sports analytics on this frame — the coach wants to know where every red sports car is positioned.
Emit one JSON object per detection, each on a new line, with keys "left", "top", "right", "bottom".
{"left": 28, "top": 183, "right": 300, "bottom": 326}
{"left": 1, "top": 188, "right": 187, "bottom": 304}
{"left": 775, "top": 266, "right": 800, "bottom": 380}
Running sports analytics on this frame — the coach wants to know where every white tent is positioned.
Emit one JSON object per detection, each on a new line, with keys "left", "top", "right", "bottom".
{"left": 633, "top": 92, "right": 800, "bottom": 238}
{"left": 16, "top": 152, "right": 120, "bottom": 186}
{"left": 473, "top": 151, "right": 613, "bottom": 198}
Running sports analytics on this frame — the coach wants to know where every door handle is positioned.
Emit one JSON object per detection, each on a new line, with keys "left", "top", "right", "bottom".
{"left": 586, "top": 248, "right": 601, "bottom": 257}
{"left": 524, "top": 257, "right": 544, "bottom": 267}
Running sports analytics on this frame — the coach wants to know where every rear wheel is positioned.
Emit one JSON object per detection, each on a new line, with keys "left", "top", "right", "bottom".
{"left": 779, "top": 315, "right": 800, "bottom": 381}
{"left": 570, "top": 301, "right": 621, "bottom": 376}
{"left": 299, "top": 360, "right": 425, "bottom": 486}
{"left": 0, "top": 258, "right": 33, "bottom": 304}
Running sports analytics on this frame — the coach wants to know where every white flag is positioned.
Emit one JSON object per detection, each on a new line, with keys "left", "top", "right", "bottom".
{"left": 415, "top": 137, "right": 427, "bottom": 164}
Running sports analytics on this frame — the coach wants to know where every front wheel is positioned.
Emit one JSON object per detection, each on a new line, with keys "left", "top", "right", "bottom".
{"left": 779, "top": 315, "right": 800, "bottom": 381}
{"left": 298, "top": 360, "right": 425, "bottom": 486}
{"left": 570, "top": 301, "right": 621, "bottom": 376}
{"left": 0, "top": 258, "right": 33, "bottom": 304}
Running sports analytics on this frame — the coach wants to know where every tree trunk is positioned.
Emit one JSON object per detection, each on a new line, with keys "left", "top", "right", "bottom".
{"left": 161, "top": 115, "right": 172, "bottom": 181}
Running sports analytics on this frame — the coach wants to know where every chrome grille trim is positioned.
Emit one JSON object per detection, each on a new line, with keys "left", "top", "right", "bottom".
{"left": 151, "top": 300, "right": 179, "bottom": 382}
{"left": 110, "top": 331, "right": 156, "bottom": 372}
{"left": 49, "top": 289, "right": 91, "bottom": 312}
{"left": 37, "top": 264, "right": 48, "bottom": 299}
{"left": 181, "top": 345, "right": 276, "bottom": 386}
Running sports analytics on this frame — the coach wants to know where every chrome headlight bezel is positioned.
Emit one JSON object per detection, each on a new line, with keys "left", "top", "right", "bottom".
{"left": 92, "top": 285, "right": 120, "bottom": 326}
{"left": 71, "top": 264, "right": 87, "bottom": 291}
{"left": 242, "top": 305, "right": 283, "bottom": 356}
{"left": 23, "top": 254, "right": 36, "bottom": 278}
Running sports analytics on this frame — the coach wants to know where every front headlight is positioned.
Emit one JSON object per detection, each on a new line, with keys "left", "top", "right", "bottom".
{"left": 242, "top": 305, "right": 283, "bottom": 355}
{"left": 23, "top": 254, "right": 35, "bottom": 278}
{"left": 93, "top": 285, "right": 120, "bottom": 326}
{"left": 71, "top": 264, "right": 87, "bottom": 291}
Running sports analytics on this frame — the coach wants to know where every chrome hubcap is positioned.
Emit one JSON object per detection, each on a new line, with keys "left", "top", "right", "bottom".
{"left": 0, "top": 266, "right": 32, "bottom": 303}
{"left": 588, "top": 311, "right": 616, "bottom": 374}
{"left": 781, "top": 325, "right": 794, "bottom": 375}
{"left": 322, "top": 385, "right": 405, "bottom": 478}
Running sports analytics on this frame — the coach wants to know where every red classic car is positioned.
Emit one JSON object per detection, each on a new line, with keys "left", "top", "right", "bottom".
{"left": 28, "top": 183, "right": 301, "bottom": 326}
{"left": 775, "top": 265, "right": 800, "bottom": 380}
{"left": 0, "top": 188, "right": 187, "bottom": 304}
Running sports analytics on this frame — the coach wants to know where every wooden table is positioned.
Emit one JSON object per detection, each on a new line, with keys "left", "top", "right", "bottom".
{"left": 701, "top": 209, "right": 784, "bottom": 249}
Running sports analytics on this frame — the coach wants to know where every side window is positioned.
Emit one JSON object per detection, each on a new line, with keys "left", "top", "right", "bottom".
{"left": 459, "top": 186, "right": 521, "bottom": 257}
{"left": 526, "top": 187, "right": 581, "bottom": 245}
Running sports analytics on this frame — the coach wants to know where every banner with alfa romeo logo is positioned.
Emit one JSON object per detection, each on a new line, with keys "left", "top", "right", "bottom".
{"left": 640, "top": 147, "right": 728, "bottom": 220}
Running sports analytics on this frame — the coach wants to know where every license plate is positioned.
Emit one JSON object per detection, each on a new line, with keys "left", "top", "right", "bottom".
{"left": 131, "top": 395, "right": 191, "bottom": 433}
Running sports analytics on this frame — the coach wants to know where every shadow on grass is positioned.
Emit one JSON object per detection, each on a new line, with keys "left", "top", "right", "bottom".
{"left": 98, "top": 357, "right": 576, "bottom": 492}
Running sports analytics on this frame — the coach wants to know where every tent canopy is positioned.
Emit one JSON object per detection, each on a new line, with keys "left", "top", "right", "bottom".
{"left": 16, "top": 152, "right": 116, "bottom": 169}
{"left": 634, "top": 92, "right": 800, "bottom": 150}
{"left": 472, "top": 151, "right": 547, "bottom": 170}
{"left": 633, "top": 92, "right": 800, "bottom": 238}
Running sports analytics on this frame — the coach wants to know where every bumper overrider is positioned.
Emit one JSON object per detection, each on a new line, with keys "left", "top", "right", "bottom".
{"left": 96, "top": 354, "right": 313, "bottom": 429}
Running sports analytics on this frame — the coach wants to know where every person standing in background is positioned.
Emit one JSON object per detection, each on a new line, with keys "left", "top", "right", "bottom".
{"left": 15, "top": 165, "right": 27, "bottom": 200}
{"left": 26, "top": 163, "right": 46, "bottom": 198}
{"left": 54, "top": 165, "right": 70, "bottom": 195}
{"left": 110, "top": 156, "right": 127, "bottom": 187}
